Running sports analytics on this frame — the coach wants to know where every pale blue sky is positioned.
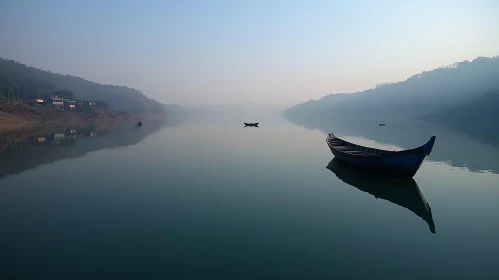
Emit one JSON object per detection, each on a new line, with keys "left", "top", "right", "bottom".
{"left": 1, "top": 0, "right": 498, "bottom": 105}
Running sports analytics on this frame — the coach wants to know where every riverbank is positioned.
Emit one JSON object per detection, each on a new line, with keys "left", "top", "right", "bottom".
{"left": 0, "top": 103, "right": 129, "bottom": 123}
{"left": 0, "top": 104, "right": 165, "bottom": 133}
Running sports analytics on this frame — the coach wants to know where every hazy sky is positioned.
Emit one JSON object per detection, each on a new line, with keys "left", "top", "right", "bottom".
{"left": 1, "top": 0, "right": 498, "bottom": 105}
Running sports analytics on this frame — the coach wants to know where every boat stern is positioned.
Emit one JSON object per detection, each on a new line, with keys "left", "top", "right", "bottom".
{"left": 424, "top": 136, "right": 436, "bottom": 156}
{"left": 410, "top": 136, "right": 437, "bottom": 177}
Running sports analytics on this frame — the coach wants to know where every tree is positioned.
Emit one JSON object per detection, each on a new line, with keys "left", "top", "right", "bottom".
{"left": 53, "top": 90, "right": 74, "bottom": 99}
{"left": 96, "top": 101, "right": 109, "bottom": 108}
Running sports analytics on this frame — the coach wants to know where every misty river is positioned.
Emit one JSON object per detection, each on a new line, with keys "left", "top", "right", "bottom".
{"left": 1, "top": 116, "right": 499, "bottom": 279}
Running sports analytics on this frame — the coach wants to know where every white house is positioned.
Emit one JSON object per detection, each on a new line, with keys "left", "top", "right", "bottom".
{"left": 52, "top": 98, "right": 63, "bottom": 105}
{"left": 52, "top": 97, "right": 64, "bottom": 109}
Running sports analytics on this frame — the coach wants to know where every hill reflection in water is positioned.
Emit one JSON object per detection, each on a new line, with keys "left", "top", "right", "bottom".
{"left": 0, "top": 120, "right": 170, "bottom": 179}
{"left": 286, "top": 115, "right": 499, "bottom": 174}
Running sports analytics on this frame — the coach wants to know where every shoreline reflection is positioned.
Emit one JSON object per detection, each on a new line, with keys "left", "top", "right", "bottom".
{"left": 0, "top": 120, "right": 169, "bottom": 179}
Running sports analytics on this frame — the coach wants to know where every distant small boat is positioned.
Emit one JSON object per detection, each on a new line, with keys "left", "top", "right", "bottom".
{"left": 244, "top": 122, "right": 259, "bottom": 127}
{"left": 379, "top": 124, "right": 385, "bottom": 126}
{"left": 137, "top": 122, "right": 142, "bottom": 126}
{"left": 326, "top": 133, "right": 436, "bottom": 177}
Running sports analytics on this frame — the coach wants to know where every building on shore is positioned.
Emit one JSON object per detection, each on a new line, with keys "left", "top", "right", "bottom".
{"left": 68, "top": 100, "right": 76, "bottom": 110}
{"left": 51, "top": 97, "right": 64, "bottom": 110}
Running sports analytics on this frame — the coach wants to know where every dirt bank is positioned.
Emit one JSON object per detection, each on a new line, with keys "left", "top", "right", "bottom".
{"left": 0, "top": 104, "right": 165, "bottom": 132}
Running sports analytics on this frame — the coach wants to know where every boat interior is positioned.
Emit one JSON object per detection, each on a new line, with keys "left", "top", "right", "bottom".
{"left": 327, "top": 134, "right": 392, "bottom": 156}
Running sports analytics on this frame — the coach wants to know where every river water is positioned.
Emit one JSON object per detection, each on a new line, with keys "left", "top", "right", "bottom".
{"left": 1, "top": 116, "right": 498, "bottom": 279}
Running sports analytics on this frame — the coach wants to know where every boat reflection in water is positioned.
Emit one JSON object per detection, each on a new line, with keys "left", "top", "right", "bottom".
{"left": 327, "top": 158, "right": 436, "bottom": 234}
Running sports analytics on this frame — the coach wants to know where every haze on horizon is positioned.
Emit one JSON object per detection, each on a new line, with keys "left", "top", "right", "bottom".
{"left": 1, "top": 0, "right": 498, "bottom": 106}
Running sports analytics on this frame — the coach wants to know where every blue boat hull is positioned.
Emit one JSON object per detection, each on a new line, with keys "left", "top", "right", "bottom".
{"left": 327, "top": 135, "right": 436, "bottom": 177}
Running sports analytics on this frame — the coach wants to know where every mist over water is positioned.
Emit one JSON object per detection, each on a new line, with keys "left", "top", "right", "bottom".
{"left": 1, "top": 1, "right": 499, "bottom": 278}
{"left": 1, "top": 115, "right": 499, "bottom": 279}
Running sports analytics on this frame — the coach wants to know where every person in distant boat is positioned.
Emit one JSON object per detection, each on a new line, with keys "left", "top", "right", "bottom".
{"left": 244, "top": 122, "right": 259, "bottom": 127}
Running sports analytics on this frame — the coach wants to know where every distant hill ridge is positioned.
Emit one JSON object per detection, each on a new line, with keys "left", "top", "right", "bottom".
{"left": 284, "top": 56, "right": 499, "bottom": 120}
{"left": 0, "top": 58, "right": 164, "bottom": 113}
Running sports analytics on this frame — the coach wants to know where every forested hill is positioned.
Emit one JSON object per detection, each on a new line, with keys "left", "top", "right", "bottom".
{"left": 284, "top": 56, "right": 499, "bottom": 120}
{"left": 423, "top": 89, "right": 499, "bottom": 144}
{"left": 0, "top": 58, "right": 164, "bottom": 113}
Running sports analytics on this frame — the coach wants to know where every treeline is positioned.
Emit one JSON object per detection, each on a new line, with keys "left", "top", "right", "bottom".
{"left": 284, "top": 56, "right": 499, "bottom": 120}
{"left": 0, "top": 58, "right": 164, "bottom": 113}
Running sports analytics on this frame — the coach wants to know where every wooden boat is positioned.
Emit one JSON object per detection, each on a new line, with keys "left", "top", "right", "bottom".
{"left": 244, "top": 122, "right": 259, "bottom": 127}
{"left": 326, "top": 133, "right": 435, "bottom": 177}
{"left": 327, "top": 158, "right": 435, "bottom": 233}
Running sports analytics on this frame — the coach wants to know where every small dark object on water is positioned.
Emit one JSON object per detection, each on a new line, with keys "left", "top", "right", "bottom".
{"left": 244, "top": 122, "right": 259, "bottom": 127}
{"left": 137, "top": 122, "right": 142, "bottom": 126}
{"left": 379, "top": 123, "right": 385, "bottom": 126}
{"left": 326, "top": 133, "right": 436, "bottom": 177}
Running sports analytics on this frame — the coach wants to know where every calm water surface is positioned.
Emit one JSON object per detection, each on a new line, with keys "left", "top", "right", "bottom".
{"left": 1, "top": 117, "right": 499, "bottom": 279}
